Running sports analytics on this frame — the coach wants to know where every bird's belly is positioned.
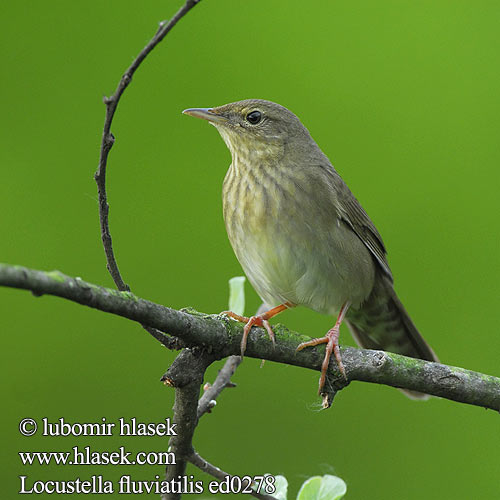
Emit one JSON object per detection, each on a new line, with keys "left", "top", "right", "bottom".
{"left": 223, "top": 176, "right": 375, "bottom": 315}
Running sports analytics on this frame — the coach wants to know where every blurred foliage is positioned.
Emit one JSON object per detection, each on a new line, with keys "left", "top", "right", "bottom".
{"left": 1, "top": 0, "right": 500, "bottom": 498}
{"left": 296, "top": 475, "right": 347, "bottom": 500}
{"left": 271, "top": 474, "right": 347, "bottom": 500}
{"left": 228, "top": 276, "right": 246, "bottom": 316}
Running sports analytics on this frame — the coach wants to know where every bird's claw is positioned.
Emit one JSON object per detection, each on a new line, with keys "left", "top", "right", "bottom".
{"left": 296, "top": 326, "right": 346, "bottom": 394}
{"left": 222, "top": 310, "right": 276, "bottom": 356}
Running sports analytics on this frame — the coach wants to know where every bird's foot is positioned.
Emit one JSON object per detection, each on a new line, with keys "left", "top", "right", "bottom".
{"left": 222, "top": 311, "right": 275, "bottom": 356}
{"left": 223, "top": 302, "right": 293, "bottom": 356}
{"left": 296, "top": 325, "right": 346, "bottom": 394}
{"left": 296, "top": 301, "right": 350, "bottom": 395}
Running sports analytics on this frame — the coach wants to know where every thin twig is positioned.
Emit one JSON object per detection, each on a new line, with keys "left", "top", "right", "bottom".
{"left": 93, "top": 0, "right": 202, "bottom": 347}
{"left": 188, "top": 451, "right": 278, "bottom": 500}
{"left": 2, "top": 263, "right": 500, "bottom": 412}
{"left": 94, "top": 0, "right": 202, "bottom": 288}
{"left": 197, "top": 355, "right": 241, "bottom": 418}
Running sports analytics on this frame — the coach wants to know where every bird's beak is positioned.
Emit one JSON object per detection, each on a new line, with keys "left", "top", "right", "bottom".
{"left": 182, "top": 107, "right": 228, "bottom": 124}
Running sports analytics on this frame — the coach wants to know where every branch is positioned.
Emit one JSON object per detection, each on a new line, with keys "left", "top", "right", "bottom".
{"left": 161, "top": 349, "right": 215, "bottom": 500}
{"left": 2, "top": 263, "right": 500, "bottom": 412}
{"left": 162, "top": 352, "right": 262, "bottom": 499}
{"left": 163, "top": 354, "right": 277, "bottom": 500}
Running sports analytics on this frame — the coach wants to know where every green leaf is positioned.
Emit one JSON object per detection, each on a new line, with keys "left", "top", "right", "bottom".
{"left": 273, "top": 475, "right": 288, "bottom": 500}
{"left": 253, "top": 474, "right": 287, "bottom": 499}
{"left": 296, "top": 475, "right": 347, "bottom": 500}
{"left": 228, "top": 276, "right": 246, "bottom": 316}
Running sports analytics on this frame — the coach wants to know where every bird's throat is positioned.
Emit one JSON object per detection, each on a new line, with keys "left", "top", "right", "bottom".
{"left": 215, "top": 125, "right": 284, "bottom": 169}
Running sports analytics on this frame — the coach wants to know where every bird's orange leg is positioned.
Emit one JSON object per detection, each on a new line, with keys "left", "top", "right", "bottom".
{"left": 223, "top": 302, "right": 295, "bottom": 356}
{"left": 296, "top": 301, "right": 351, "bottom": 394}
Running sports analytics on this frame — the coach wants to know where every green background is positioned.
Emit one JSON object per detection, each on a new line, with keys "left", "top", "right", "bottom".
{"left": 2, "top": 0, "right": 499, "bottom": 498}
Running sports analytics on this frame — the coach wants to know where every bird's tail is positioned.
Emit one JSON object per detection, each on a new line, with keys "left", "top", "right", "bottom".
{"left": 345, "top": 272, "right": 438, "bottom": 399}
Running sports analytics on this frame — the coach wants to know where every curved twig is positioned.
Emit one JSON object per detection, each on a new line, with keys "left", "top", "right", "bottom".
{"left": 2, "top": 263, "right": 499, "bottom": 412}
{"left": 94, "top": 0, "right": 202, "bottom": 347}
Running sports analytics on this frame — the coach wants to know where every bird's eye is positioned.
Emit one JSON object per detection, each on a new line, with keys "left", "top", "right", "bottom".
{"left": 245, "top": 110, "right": 262, "bottom": 125}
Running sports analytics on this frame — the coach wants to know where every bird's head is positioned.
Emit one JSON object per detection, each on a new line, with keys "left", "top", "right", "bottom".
{"left": 183, "top": 99, "right": 312, "bottom": 162}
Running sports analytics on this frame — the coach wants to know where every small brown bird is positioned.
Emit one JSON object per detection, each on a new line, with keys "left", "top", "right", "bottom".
{"left": 183, "top": 99, "right": 438, "bottom": 398}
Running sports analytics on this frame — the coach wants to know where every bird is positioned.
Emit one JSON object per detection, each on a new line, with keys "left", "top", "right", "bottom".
{"left": 183, "top": 99, "right": 438, "bottom": 398}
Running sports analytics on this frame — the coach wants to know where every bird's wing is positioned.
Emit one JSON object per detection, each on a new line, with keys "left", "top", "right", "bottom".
{"left": 333, "top": 171, "right": 393, "bottom": 282}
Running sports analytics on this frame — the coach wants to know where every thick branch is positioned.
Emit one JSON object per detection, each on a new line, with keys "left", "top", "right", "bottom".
{"left": 161, "top": 349, "right": 215, "bottom": 500}
{"left": 2, "top": 263, "right": 500, "bottom": 412}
